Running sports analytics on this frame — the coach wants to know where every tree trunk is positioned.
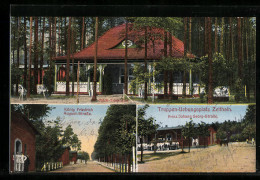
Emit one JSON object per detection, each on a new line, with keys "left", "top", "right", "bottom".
{"left": 229, "top": 17, "right": 234, "bottom": 90}
{"left": 33, "top": 17, "right": 39, "bottom": 94}
{"left": 66, "top": 17, "right": 71, "bottom": 96}
{"left": 71, "top": 18, "right": 75, "bottom": 96}
{"left": 53, "top": 17, "right": 57, "bottom": 57}
{"left": 16, "top": 17, "right": 20, "bottom": 96}
{"left": 124, "top": 21, "right": 128, "bottom": 96}
{"left": 245, "top": 17, "right": 250, "bottom": 102}
{"left": 189, "top": 17, "right": 193, "bottom": 96}
{"left": 181, "top": 135, "right": 184, "bottom": 152}
{"left": 188, "top": 137, "right": 190, "bottom": 152}
{"left": 189, "top": 17, "right": 192, "bottom": 53}
{"left": 64, "top": 17, "right": 67, "bottom": 55}
{"left": 48, "top": 17, "right": 52, "bottom": 94}
{"left": 169, "top": 32, "right": 173, "bottom": 96}
{"left": 207, "top": 17, "right": 213, "bottom": 104}
{"left": 58, "top": 17, "right": 61, "bottom": 56}
{"left": 27, "top": 17, "right": 33, "bottom": 98}
{"left": 237, "top": 17, "right": 243, "bottom": 80}
{"left": 23, "top": 17, "right": 27, "bottom": 89}
{"left": 204, "top": 17, "right": 208, "bottom": 55}
{"left": 81, "top": 17, "right": 85, "bottom": 50}
{"left": 128, "top": 153, "right": 131, "bottom": 173}
{"left": 91, "top": 17, "right": 98, "bottom": 101}
{"left": 40, "top": 17, "right": 45, "bottom": 84}
{"left": 163, "top": 30, "right": 168, "bottom": 96}
{"left": 220, "top": 17, "right": 224, "bottom": 55}
{"left": 215, "top": 17, "right": 218, "bottom": 53}
{"left": 144, "top": 26, "right": 148, "bottom": 100}
{"left": 140, "top": 137, "right": 143, "bottom": 162}
{"left": 183, "top": 17, "right": 188, "bottom": 97}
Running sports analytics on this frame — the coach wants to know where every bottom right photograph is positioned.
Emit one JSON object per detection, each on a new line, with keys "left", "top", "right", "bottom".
{"left": 136, "top": 104, "right": 256, "bottom": 173}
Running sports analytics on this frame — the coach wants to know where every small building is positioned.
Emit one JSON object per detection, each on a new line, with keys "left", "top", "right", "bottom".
{"left": 138, "top": 124, "right": 217, "bottom": 150}
{"left": 10, "top": 112, "right": 39, "bottom": 172}
{"left": 58, "top": 146, "right": 70, "bottom": 166}
{"left": 70, "top": 151, "right": 78, "bottom": 164}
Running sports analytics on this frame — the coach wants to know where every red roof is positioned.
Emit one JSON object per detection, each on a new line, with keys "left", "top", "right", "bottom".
{"left": 54, "top": 23, "right": 194, "bottom": 61}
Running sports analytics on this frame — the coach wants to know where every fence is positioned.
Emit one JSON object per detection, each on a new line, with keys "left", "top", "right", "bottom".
{"left": 40, "top": 162, "right": 63, "bottom": 172}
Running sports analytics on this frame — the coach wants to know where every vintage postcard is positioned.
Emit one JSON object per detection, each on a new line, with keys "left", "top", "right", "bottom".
{"left": 8, "top": 5, "right": 257, "bottom": 175}
{"left": 9, "top": 15, "right": 256, "bottom": 105}
{"left": 10, "top": 104, "right": 137, "bottom": 173}
{"left": 136, "top": 104, "right": 256, "bottom": 172}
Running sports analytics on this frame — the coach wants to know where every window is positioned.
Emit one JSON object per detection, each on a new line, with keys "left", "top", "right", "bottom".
{"left": 120, "top": 68, "right": 125, "bottom": 84}
{"left": 15, "top": 139, "right": 22, "bottom": 155}
{"left": 166, "top": 134, "right": 172, "bottom": 141}
{"left": 120, "top": 66, "right": 134, "bottom": 84}
{"left": 129, "top": 67, "right": 134, "bottom": 81}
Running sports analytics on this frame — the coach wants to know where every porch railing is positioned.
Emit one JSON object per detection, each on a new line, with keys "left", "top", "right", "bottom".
{"left": 40, "top": 162, "right": 63, "bottom": 172}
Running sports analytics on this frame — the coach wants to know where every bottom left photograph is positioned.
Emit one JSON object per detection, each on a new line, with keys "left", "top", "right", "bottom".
{"left": 10, "top": 104, "right": 137, "bottom": 173}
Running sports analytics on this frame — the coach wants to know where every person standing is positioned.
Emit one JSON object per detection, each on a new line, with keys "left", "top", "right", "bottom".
{"left": 24, "top": 155, "right": 30, "bottom": 172}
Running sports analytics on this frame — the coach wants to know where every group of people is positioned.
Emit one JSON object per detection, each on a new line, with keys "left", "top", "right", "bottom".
{"left": 13, "top": 153, "right": 30, "bottom": 172}
{"left": 137, "top": 142, "right": 180, "bottom": 151}
{"left": 246, "top": 138, "right": 255, "bottom": 145}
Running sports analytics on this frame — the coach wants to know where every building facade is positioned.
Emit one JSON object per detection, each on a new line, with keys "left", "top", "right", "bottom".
{"left": 10, "top": 112, "right": 39, "bottom": 172}
{"left": 138, "top": 125, "right": 217, "bottom": 151}
{"left": 53, "top": 23, "right": 199, "bottom": 96}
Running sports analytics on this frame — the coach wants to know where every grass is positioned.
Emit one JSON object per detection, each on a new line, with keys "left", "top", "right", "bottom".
{"left": 129, "top": 95, "right": 256, "bottom": 104}
{"left": 11, "top": 94, "right": 77, "bottom": 99}
{"left": 137, "top": 151, "right": 184, "bottom": 163}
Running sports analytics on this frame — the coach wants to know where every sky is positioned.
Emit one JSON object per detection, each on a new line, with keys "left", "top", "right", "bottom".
{"left": 41, "top": 104, "right": 249, "bottom": 158}
{"left": 139, "top": 104, "right": 248, "bottom": 128}
{"left": 44, "top": 104, "right": 110, "bottom": 159}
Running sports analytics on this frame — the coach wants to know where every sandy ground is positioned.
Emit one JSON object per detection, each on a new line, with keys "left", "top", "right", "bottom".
{"left": 50, "top": 161, "right": 115, "bottom": 173}
{"left": 10, "top": 94, "right": 143, "bottom": 105}
{"left": 137, "top": 142, "right": 256, "bottom": 173}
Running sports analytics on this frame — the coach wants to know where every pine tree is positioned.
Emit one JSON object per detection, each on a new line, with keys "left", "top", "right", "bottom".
{"left": 214, "top": 17, "right": 218, "bottom": 53}
{"left": 66, "top": 17, "right": 71, "bottom": 96}
{"left": 91, "top": 17, "right": 98, "bottom": 101}
{"left": 40, "top": 17, "right": 45, "bottom": 84}
{"left": 124, "top": 21, "right": 128, "bottom": 96}
{"left": 26, "top": 17, "right": 33, "bottom": 98}
{"left": 23, "top": 17, "right": 27, "bottom": 89}
{"left": 207, "top": 17, "right": 213, "bottom": 104}
{"left": 182, "top": 17, "right": 187, "bottom": 97}
{"left": 33, "top": 17, "right": 39, "bottom": 94}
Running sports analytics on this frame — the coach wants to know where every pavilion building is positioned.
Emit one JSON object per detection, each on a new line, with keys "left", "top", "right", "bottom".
{"left": 53, "top": 23, "right": 199, "bottom": 96}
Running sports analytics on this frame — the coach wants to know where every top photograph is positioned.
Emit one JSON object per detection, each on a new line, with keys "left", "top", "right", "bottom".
{"left": 10, "top": 16, "right": 256, "bottom": 105}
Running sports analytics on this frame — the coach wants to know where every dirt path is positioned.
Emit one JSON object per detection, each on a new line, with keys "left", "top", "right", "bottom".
{"left": 50, "top": 161, "right": 115, "bottom": 173}
{"left": 137, "top": 142, "right": 256, "bottom": 173}
{"left": 10, "top": 95, "right": 143, "bottom": 104}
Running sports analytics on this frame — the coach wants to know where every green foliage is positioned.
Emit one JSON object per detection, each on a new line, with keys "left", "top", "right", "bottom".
{"left": 43, "top": 64, "right": 55, "bottom": 95}
{"left": 129, "top": 63, "right": 151, "bottom": 94}
{"left": 241, "top": 105, "right": 256, "bottom": 139}
{"left": 11, "top": 64, "right": 23, "bottom": 95}
{"left": 181, "top": 119, "right": 196, "bottom": 139}
{"left": 11, "top": 104, "right": 54, "bottom": 121}
{"left": 234, "top": 78, "right": 245, "bottom": 102}
{"left": 197, "top": 121, "right": 210, "bottom": 138}
{"left": 62, "top": 125, "right": 81, "bottom": 151}
{"left": 138, "top": 104, "right": 159, "bottom": 137}
{"left": 216, "top": 120, "right": 240, "bottom": 141}
{"left": 77, "top": 151, "right": 90, "bottom": 161}
{"left": 199, "top": 53, "right": 232, "bottom": 93}
{"left": 93, "top": 105, "right": 136, "bottom": 160}
{"left": 242, "top": 105, "right": 256, "bottom": 125}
